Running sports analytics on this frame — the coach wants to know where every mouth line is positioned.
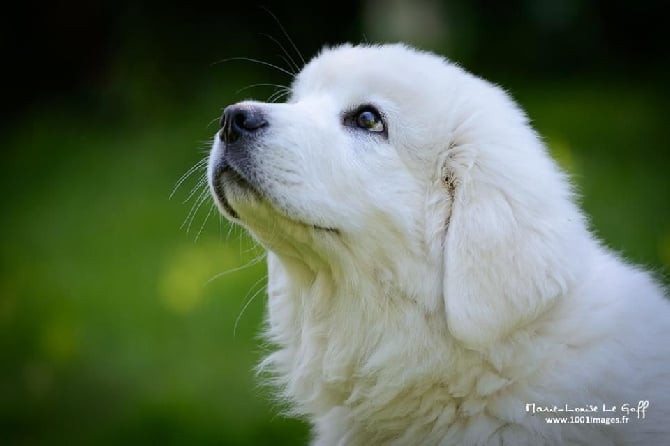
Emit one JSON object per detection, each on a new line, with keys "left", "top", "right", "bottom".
{"left": 312, "top": 224, "right": 339, "bottom": 234}
{"left": 217, "top": 183, "right": 239, "bottom": 220}
{"left": 213, "top": 163, "right": 340, "bottom": 234}
{"left": 214, "top": 164, "right": 249, "bottom": 220}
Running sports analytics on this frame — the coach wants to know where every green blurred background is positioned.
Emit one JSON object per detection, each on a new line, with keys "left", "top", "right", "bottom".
{"left": 1, "top": 1, "right": 668, "bottom": 444}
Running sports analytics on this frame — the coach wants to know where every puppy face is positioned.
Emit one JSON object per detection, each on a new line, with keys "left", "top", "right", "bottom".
{"left": 209, "top": 45, "right": 460, "bottom": 261}
{"left": 209, "top": 44, "right": 582, "bottom": 345}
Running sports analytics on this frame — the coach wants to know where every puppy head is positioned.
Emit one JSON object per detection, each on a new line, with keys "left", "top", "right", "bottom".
{"left": 208, "top": 44, "right": 586, "bottom": 347}
{"left": 209, "top": 45, "right": 453, "bottom": 275}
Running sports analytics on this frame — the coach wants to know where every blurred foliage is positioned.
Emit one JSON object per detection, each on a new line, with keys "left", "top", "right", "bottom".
{"left": 1, "top": 1, "right": 668, "bottom": 445}
{"left": 1, "top": 82, "right": 309, "bottom": 445}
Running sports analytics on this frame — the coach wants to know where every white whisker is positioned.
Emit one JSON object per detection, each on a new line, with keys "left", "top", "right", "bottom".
{"left": 195, "top": 203, "right": 215, "bottom": 241}
{"left": 204, "top": 252, "right": 267, "bottom": 286}
{"left": 170, "top": 157, "right": 208, "bottom": 200}
{"left": 212, "top": 57, "right": 295, "bottom": 78}
{"left": 182, "top": 176, "right": 208, "bottom": 204}
{"left": 226, "top": 219, "right": 236, "bottom": 240}
{"left": 260, "top": 32, "right": 300, "bottom": 74}
{"left": 235, "top": 82, "right": 291, "bottom": 97}
{"left": 233, "top": 274, "right": 268, "bottom": 337}
{"left": 207, "top": 115, "right": 222, "bottom": 129}
{"left": 181, "top": 188, "right": 211, "bottom": 232}
{"left": 268, "top": 89, "right": 291, "bottom": 103}
{"left": 259, "top": 6, "right": 305, "bottom": 66}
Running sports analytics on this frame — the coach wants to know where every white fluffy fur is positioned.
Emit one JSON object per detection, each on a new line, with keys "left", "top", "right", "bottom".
{"left": 208, "top": 44, "right": 670, "bottom": 445}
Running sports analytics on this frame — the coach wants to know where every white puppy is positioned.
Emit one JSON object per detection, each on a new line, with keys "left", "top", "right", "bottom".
{"left": 208, "top": 44, "right": 670, "bottom": 445}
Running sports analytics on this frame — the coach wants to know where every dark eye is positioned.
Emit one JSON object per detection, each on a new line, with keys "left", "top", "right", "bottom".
{"left": 344, "top": 105, "right": 386, "bottom": 134}
{"left": 356, "top": 108, "right": 384, "bottom": 132}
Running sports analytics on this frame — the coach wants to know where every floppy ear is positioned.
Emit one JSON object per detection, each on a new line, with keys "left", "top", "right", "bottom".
{"left": 442, "top": 149, "right": 578, "bottom": 350}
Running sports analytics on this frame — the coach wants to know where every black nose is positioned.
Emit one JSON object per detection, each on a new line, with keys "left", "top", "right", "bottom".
{"left": 219, "top": 105, "right": 268, "bottom": 143}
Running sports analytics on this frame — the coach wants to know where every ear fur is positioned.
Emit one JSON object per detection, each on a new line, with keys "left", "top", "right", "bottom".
{"left": 442, "top": 140, "right": 584, "bottom": 350}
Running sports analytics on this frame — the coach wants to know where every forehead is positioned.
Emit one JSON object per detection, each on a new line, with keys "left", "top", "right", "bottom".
{"left": 290, "top": 44, "right": 448, "bottom": 105}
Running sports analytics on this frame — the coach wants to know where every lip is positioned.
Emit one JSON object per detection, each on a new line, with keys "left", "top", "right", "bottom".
{"left": 212, "top": 162, "right": 257, "bottom": 220}
{"left": 211, "top": 160, "right": 340, "bottom": 234}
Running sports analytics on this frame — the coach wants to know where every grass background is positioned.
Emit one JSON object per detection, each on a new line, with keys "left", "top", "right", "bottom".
{"left": 1, "top": 1, "right": 668, "bottom": 444}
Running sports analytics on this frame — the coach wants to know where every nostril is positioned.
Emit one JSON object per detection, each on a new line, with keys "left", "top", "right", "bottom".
{"left": 232, "top": 109, "right": 267, "bottom": 132}
{"left": 233, "top": 112, "right": 246, "bottom": 130}
{"left": 219, "top": 105, "right": 268, "bottom": 143}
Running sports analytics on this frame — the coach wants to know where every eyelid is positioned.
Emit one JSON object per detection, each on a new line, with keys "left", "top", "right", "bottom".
{"left": 345, "top": 104, "right": 381, "bottom": 118}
